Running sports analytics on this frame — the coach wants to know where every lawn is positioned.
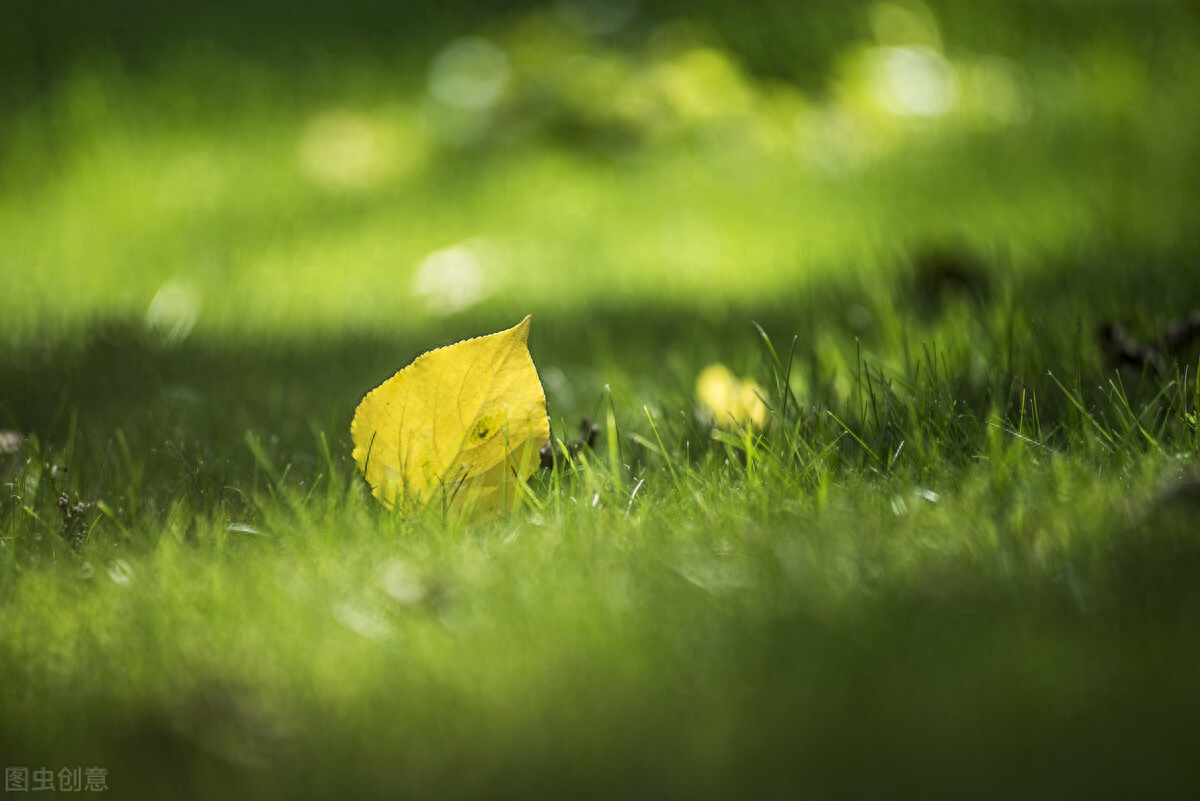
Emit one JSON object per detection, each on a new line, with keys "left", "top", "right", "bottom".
{"left": 3, "top": 2, "right": 1200, "bottom": 798}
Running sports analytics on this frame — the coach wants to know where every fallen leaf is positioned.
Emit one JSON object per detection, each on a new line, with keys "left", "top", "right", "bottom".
{"left": 696, "top": 363, "right": 767, "bottom": 432}
{"left": 351, "top": 316, "right": 549, "bottom": 522}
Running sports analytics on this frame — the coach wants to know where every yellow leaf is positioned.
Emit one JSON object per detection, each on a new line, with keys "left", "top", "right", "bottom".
{"left": 696, "top": 363, "right": 768, "bottom": 432}
{"left": 351, "top": 315, "right": 550, "bottom": 522}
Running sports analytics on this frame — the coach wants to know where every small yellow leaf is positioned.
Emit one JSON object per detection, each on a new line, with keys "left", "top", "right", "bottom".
{"left": 351, "top": 315, "right": 550, "bottom": 522}
{"left": 696, "top": 363, "right": 768, "bottom": 432}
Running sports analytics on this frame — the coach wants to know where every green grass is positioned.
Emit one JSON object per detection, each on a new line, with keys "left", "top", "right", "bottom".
{"left": 3, "top": 5, "right": 1200, "bottom": 798}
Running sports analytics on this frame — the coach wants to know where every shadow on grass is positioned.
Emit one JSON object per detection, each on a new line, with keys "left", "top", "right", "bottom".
{"left": 2, "top": 238, "right": 1198, "bottom": 498}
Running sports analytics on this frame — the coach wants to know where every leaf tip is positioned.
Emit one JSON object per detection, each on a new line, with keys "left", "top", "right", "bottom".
{"left": 512, "top": 314, "right": 533, "bottom": 341}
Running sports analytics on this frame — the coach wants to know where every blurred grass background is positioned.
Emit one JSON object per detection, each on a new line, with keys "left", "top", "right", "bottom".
{"left": 3, "top": 0, "right": 1200, "bottom": 798}
{"left": 2, "top": 0, "right": 1198, "bottom": 339}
